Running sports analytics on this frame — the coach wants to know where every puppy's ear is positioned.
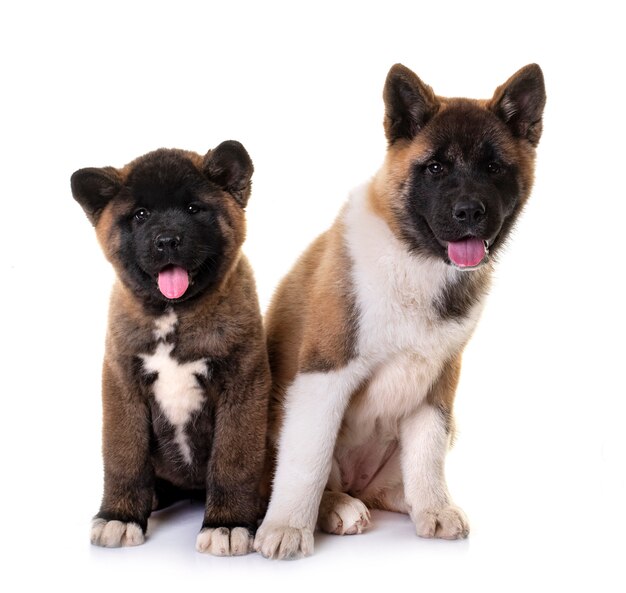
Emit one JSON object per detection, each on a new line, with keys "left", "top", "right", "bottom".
{"left": 203, "top": 141, "right": 254, "bottom": 207}
{"left": 383, "top": 63, "right": 439, "bottom": 145}
{"left": 71, "top": 167, "right": 122, "bottom": 225}
{"left": 490, "top": 64, "right": 546, "bottom": 146}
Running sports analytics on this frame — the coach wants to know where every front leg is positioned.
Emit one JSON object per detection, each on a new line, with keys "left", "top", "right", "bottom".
{"left": 400, "top": 360, "right": 468, "bottom": 540}
{"left": 400, "top": 404, "right": 468, "bottom": 539}
{"left": 91, "top": 360, "right": 154, "bottom": 547}
{"left": 196, "top": 355, "right": 269, "bottom": 556}
{"left": 254, "top": 366, "right": 361, "bottom": 559}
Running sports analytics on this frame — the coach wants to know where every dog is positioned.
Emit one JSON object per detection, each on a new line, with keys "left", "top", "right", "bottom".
{"left": 71, "top": 141, "right": 270, "bottom": 555}
{"left": 255, "top": 63, "right": 546, "bottom": 559}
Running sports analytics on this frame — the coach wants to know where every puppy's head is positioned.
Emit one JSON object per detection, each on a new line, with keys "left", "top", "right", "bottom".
{"left": 71, "top": 141, "right": 253, "bottom": 305}
{"left": 378, "top": 63, "right": 546, "bottom": 269}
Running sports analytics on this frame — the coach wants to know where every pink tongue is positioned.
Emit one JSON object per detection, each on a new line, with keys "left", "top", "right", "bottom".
{"left": 448, "top": 238, "right": 486, "bottom": 268}
{"left": 157, "top": 266, "right": 189, "bottom": 299}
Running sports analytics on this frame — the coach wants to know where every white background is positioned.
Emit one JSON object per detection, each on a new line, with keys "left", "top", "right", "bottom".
{"left": 2, "top": 1, "right": 624, "bottom": 591}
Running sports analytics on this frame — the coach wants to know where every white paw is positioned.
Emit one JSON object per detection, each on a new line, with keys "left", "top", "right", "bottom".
{"left": 318, "top": 491, "right": 371, "bottom": 535}
{"left": 196, "top": 527, "right": 253, "bottom": 556}
{"left": 254, "top": 523, "right": 314, "bottom": 560}
{"left": 91, "top": 518, "right": 145, "bottom": 547}
{"left": 414, "top": 506, "right": 469, "bottom": 540}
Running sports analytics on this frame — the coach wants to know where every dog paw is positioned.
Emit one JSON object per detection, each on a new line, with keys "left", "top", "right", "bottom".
{"left": 254, "top": 524, "right": 314, "bottom": 560}
{"left": 196, "top": 527, "right": 253, "bottom": 556}
{"left": 91, "top": 518, "right": 145, "bottom": 547}
{"left": 414, "top": 506, "right": 469, "bottom": 540}
{"left": 318, "top": 491, "right": 371, "bottom": 535}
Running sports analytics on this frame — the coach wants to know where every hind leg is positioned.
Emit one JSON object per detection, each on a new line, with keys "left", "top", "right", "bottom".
{"left": 318, "top": 491, "right": 371, "bottom": 535}
{"left": 367, "top": 483, "right": 409, "bottom": 514}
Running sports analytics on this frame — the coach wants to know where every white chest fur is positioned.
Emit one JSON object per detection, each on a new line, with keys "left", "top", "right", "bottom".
{"left": 343, "top": 185, "right": 485, "bottom": 434}
{"left": 261, "top": 185, "right": 488, "bottom": 537}
{"left": 140, "top": 310, "right": 207, "bottom": 464}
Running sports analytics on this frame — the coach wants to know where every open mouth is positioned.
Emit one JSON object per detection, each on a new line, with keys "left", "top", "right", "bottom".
{"left": 447, "top": 238, "right": 490, "bottom": 270}
{"left": 157, "top": 265, "right": 190, "bottom": 299}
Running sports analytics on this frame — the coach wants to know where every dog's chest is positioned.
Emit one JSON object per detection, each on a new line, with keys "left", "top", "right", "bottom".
{"left": 140, "top": 309, "right": 208, "bottom": 464}
{"left": 342, "top": 187, "right": 483, "bottom": 434}
{"left": 355, "top": 259, "right": 472, "bottom": 361}
{"left": 345, "top": 189, "right": 482, "bottom": 366}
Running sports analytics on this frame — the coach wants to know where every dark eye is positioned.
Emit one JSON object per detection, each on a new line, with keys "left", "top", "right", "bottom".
{"left": 426, "top": 162, "right": 444, "bottom": 176}
{"left": 134, "top": 208, "right": 150, "bottom": 222}
{"left": 487, "top": 162, "right": 502, "bottom": 175}
{"left": 187, "top": 204, "right": 201, "bottom": 215}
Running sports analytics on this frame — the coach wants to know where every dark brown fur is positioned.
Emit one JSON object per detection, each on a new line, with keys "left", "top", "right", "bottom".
{"left": 72, "top": 143, "right": 270, "bottom": 547}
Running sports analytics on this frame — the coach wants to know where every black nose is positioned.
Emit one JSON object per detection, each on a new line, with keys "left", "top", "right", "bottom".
{"left": 453, "top": 200, "right": 486, "bottom": 223}
{"left": 154, "top": 234, "right": 181, "bottom": 252}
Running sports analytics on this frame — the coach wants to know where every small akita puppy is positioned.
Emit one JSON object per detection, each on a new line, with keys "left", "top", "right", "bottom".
{"left": 71, "top": 141, "right": 270, "bottom": 555}
{"left": 255, "top": 64, "right": 546, "bottom": 559}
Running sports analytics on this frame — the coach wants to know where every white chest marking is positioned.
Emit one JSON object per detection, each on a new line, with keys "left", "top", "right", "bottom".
{"left": 140, "top": 310, "right": 207, "bottom": 464}
{"left": 342, "top": 184, "right": 484, "bottom": 431}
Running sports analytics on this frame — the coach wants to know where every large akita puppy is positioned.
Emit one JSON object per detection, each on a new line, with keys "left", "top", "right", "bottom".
{"left": 255, "top": 64, "right": 546, "bottom": 559}
{"left": 71, "top": 142, "right": 270, "bottom": 555}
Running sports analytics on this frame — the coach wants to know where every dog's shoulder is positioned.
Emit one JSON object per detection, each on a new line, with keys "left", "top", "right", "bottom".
{"left": 266, "top": 207, "right": 359, "bottom": 380}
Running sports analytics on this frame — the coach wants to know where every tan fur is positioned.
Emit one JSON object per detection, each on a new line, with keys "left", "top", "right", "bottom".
{"left": 265, "top": 213, "right": 357, "bottom": 418}
{"left": 369, "top": 137, "right": 432, "bottom": 238}
{"left": 257, "top": 64, "right": 545, "bottom": 559}
{"left": 261, "top": 215, "right": 359, "bottom": 504}
{"left": 95, "top": 197, "right": 132, "bottom": 262}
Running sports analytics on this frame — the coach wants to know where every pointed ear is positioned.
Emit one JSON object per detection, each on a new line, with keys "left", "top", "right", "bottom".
{"left": 490, "top": 64, "right": 546, "bottom": 146}
{"left": 70, "top": 167, "right": 122, "bottom": 225}
{"left": 383, "top": 63, "right": 439, "bottom": 145}
{"left": 203, "top": 140, "right": 254, "bottom": 207}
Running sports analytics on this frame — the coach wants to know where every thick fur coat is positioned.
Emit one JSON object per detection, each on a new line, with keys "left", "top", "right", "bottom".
{"left": 72, "top": 142, "right": 270, "bottom": 555}
{"left": 255, "top": 64, "right": 546, "bottom": 559}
